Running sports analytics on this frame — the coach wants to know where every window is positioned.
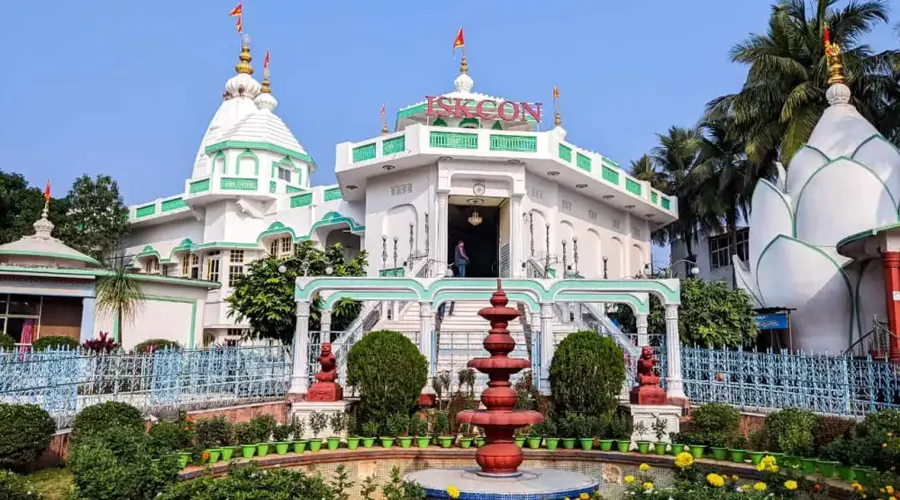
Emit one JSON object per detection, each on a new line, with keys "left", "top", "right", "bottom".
{"left": 228, "top": 250, "right": 245, "bottom": 286}
{"left": 206, "top": 251, "right": 220, "bottom": 282}
{"left": 561, "top": 200, "right": 573, "bottom": 212}
{"left": 390, "top": 183, "right": 413, "bottom": 196}
{"left": 269, "top": 240, "right": 278, "bottom": 256}
{"left": 161, "top": 265, "right": 169, "bottom": 276}
{"left": 0, "top": 294, "right": 42, "bottom": 344}
{"left": 190, "top": 254, "right": 200, "bottom": 279}
{"left": 280, "top": 237, "right": 292, "bottom": 256}
{"left": 631, "top": 227, "right": 642, "bottom": 239}
{"left": 144, "top": 256, "right": 160, "bottom": 274}
{"left": 612, "top": 219, "right": 622, "bottom": 230}
{"left": 588, "top": 210, "right": 598, "bottom": 221}
{"left": 181, "top": 254, "right": 190, "bottom": 276}
{"left": 708, "top": 229, "right": 749, "bottom": 270}
{"left": 269, "top": 237, "right": 293, "bottom": 258}
{"left": 530, "top": 188, "right": 544, "bottom": 200}
{"left": 735, "top": 228, "right": 749, "bottom": 261}
{"left": 278, "top": 168, "right": 292, "bottom": 183}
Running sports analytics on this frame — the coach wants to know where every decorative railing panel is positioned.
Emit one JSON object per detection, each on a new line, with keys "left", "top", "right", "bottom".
{"left": 0, "top": 346, "right": 290, "bottom": 428}
{"left": 382, "top": 136, "right": 406, "bottom": 155}
{"left": 489, "top": 135, "right": 537, "bottom": 153}
{"left": 352, "top": 143, "right": 377, "bottom": 163}
{"left": 429, "top": 131, "right": 478, "bottom": 149}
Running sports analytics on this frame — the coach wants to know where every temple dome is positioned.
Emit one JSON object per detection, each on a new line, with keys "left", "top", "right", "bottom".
{"left": 0, "top": 211, "right": 101, "bottom": 268}
{"left": 217, "top": 104, "right": 306, "bottom": 156}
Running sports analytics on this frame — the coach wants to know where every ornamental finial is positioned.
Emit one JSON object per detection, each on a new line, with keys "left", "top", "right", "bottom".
{"left": 235, "top": 34, "right": 254, "bottom": 75}
{"left": 823, "top": 23, "right": 844, "bottom": 85}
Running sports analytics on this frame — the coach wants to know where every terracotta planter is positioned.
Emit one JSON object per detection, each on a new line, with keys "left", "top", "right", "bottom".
{"left": 438, "top": 436, "right": 454, "bottom": 448}
{"left": 256, "top": 443, "right": 270, "bottom": 457}
{"left": 579, "top": 438, "right": 593, "bottom": 451}
{"left": 544, "top": 437, "right": 559, "bottom": 451}
{"left": 689, "top": 445, "right": 705, "bottom": 458}
{"left": 526, "top": 437, "right": 542, "bottom": 449}
{"left": 562, "top": 438, "right": 577, "bottom": 450}
{"left": 380, "top": 437, "right": 396, "bottom": 449}
{"left": 710, "top": 447, "right": 727, "bottom": 460}
{"left": 749, "top": 451, "right": 765, "bottom": 465}
{"left": 817, "top": 460, "right": 839, "bottom": 478}
{"left": 177, "top": 452, "right": 191, "bottom": 468}
{"left": 293, "top": 440, "right": 308, "bottom": 454}
{"left": 616, "top": 440, "right": 631, "bottom": 453}
{"left": 515, "top": 437, "right": 526, "bottom": 448}
{"left": 669, "top": 444, "right": 685, "bottom": 456}
{"left": 399, "top": 437, "right": 413, "bottom": 448}
{"left": 308, "top": 440, "right": 323, "bottom": 452}
{"left": 326, "top": 437, "right": 341, "bottom": 451}
{"left": 416, "top": 436, "right": 430, "bottom": 448}
{"left": 241, "top": 445, "right": 256, "bottom": 459}
{"left": 220, "top": 446, "right": 236, "bottom": 461}
{"left": 636, "top": 441, "right": 652, "bottom": 454}
{"left": 729, "top": 449, "right": 747, "bottom": 463}
{"left": 654, "top": 442, "right": 667, "bottom": 455}
{"left": 459, "top": 438, "right": 474, "bottom": 448}
{"left": 347, "top": 437, "right": 361, "bottom": 450}
{"left": 275, "top": 442, "right": 290, "bottom": 455}
{"left": 362, "top": 437, "right": 376, "bottom": 448}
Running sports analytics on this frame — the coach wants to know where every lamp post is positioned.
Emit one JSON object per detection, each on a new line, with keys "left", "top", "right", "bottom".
{"left": 665, "top": 259, "right": 700, "bottom": 278}
{"left": 602, "top": 256, "right": 608, "bottom": 280}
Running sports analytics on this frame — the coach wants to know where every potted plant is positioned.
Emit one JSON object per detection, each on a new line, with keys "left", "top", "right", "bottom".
{"left": 361, "top": 421, "right": 378, "bottom": 448}
{"left": 234, "top": 422, "right": 256, "bottom": 459}
{"left": 379, "top": 414, "right": 397, "bottom": 449}
{"left": 177, "top": 451, "right": 192, "bottom": 468}
{"left": 273, "top": 424, "right": 292, "bottom": 455}
{"left": 610, "top": 414, "right": 631, "bottom": 453}
{"left": 436, "top": 411, "right": 454, "bottom": 448}
{"left": 559, "top": 413, "right": 577, "bottom": 450}
{"left": 327, "top": 412, "right": 346, "bottom": 451}
{"left": 575, "top": 414, "right": 593, "bottom": 451}
{"left": 633, "top": 421, "right": 651, "bottom": 454}
{"left": 526, "top": 423, "right": 543, "bottom": 449}
{"left": 291, "top": 416, "right": 308, "bottom": 454}
{"left": 459, "top": 423, "right": 476, "bottom": 449}
{"left": 708, "top": 433, "right": 728, "bottom": 461}
{"left": 248, "top": 414, "right": 276, "bottom": 457}
{"left": 594, "top": 415, "right": 612, "bottom": 451}
{"left": 668, "top": 432, "right": 686, "bottom": 456}
{"left": 346, "top": 415, "right": 361, "bottom": 450}
{"left": 392, "top": 412, "right": 413, "bottom": 448}
{"left": 475, "top": 427, "right": 485, "bottom": 447}
{"left": 727, "top": 434, "right": 748, "bottom": 463}
{"left": 308, "top": 411, "right": 327, "bottom": 452}
{"left": 543, "top": 417, "right": 559, "bottom": 451}
{"left": 514, "top": 427, "right": 528, "bottom": 448}
{"left": 411, "top": 414, "right": 429, "bottom": 448}
{"left": 652, "top": 417, "right": 668, "bottom": 455}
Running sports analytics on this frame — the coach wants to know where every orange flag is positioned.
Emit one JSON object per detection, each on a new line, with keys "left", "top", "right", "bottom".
{"left": 264, "top": 49, "right": 270, "bottom": 70}
{"left": 43, "top": 179, "right": 51, "bottom": 203}
{"left": 453, "top": 27, "right": 465, "bottom": 51}
{"left": 230, "top": 2, "right": 243, "bottom": 33}
{"left": 552, "top": 86, "right": 560, "bottom": 100}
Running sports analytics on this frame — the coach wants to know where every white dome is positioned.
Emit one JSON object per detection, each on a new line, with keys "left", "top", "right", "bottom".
{"left": 454, "top": 72, "right": 474, "bottom": 93}
{"left": 218, "top": 107, "right": 307, "bottom": 157}
{"left": 225, "top": 73, "right": 261, "bottom": 99}
{"left": 255, "top": 91, "right": 277, "bottom": 111}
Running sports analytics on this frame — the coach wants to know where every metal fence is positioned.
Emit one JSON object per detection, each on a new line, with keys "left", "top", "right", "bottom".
{"left": 682, "top": 346, "right": 900, "bottom": 417}
{"left": 0, "top": 346, "right": 291, "bottom": 428}
{"left": 308, "top": 330, "right": 421, "bottom": 390}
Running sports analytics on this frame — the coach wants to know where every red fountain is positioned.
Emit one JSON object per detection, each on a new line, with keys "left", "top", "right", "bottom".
{"left": 457, "top": 280, "right": 543, "bottom": 477}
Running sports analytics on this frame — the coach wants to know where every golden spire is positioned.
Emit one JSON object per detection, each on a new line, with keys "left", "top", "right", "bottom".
{"left": 460, "top": 53, "right": 468, "bottom": 75}
{"left": 552, "top": 86, "right": 561, "bottom": 127}
{"left": 235, "top": 36, "right": 254, "bottom": 75}
{"left": 824, "top": 24, "right": 844, "bottom": 85}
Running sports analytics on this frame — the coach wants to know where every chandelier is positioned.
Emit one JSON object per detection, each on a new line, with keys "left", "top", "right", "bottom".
{"left": 467, "top": 198, "right": 484, "bottom": 226}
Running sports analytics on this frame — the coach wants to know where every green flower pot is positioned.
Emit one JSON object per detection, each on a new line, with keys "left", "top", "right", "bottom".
{"left": 599, "top": 439, "right": 614, "bottom": 451}
{"left": 654, "top": 443, "right": 667, "bottom": 455}
{"left": 475, "top": 437, "right": 485, "bottom": 447}
{"left": 417, "top": 436, "right": 430, "bottom": 448}
{"left": 347, "top": 437, "right": 361, "bottom": 450}
{"left": 527, "top": 437, "right": 542, "bottom": 449}
{"left": 710, "top": 447, "right": 727, "bottom": 460}
{"left": 670, "top": 444, "right": 685, "bottom": 456}
{"left": 689, "top": 445, "right": 706, "bottom": 459}
{"left": 399, "top": 437, "right": 413, "bottom": 448}
{"left": 220, "top": 447, "right": 236, "bottom": 461}
{"left": 241, "top": 445, "right": 256, "bottom": 459}
{"left": 178, "top": 452, "right": 191, "bottom": 468}
{"left": 749, "top": 451, "right": 765, "bottom": 465}
{"left": 837, "top": 464, "right": 855, "bottom": 481}
{"left": 636, "top": 441, "right": 652, "bottom": 454}
{"left": 327, "top": 437, "right": 341, "bottom": 451}
{"left": 207, "top": 448, "right": 221, "bottom": 464}
{"left": 817, "top": 460, "right": 839, "bottom": 478}
{"left": 256, "top": 443, "right": 270, "bottom": 457}
{"left": 515, "top": 437, "right": 526, "bottom": 448}
{"left": 729, "top": 449, "right": 747, "bottom": 463}
{"left": 544, "top": 437, "right": 559, "bottom": 451}
{"left": 852, "top": 466, "right": 869, "bottom": 485}
{"left": 380, "top": 437, "right": 395, "bottom": 449}
{"left": 801, "top": 458, "right": 817, "bottom": 474}
{"left": 439, "top": 436, "right": 454, "bottom": 448}
{"left": 275, "top": 442, "right": 290, "bottom": 455}
{"left": 561, "top": 438, "right": 576, "bottom": 450}
{"left": 309, "top": 440, "right": 323, "bottom": 452}
{"left": 579, "top": 438, "right": 593, "bottom": 451}
{"left": 767, "top": 452, "right": 785, "bottom": 463}
{"left": 293, "top": 440, "right": 308, "bottom": 454}
{"left": 362, "top": 437, "right": 376, "bottom": 448}
{"left": 784, "top": 455, "right": 799, "bottom": 467}
{"left": 460, "top": 438, "right": 474, "bottom": 449}
{"left": 616, "top": 440, "right": 631, "bottom": 453}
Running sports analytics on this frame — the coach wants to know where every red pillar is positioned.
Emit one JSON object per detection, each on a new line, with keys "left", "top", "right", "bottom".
{"left": 881, "top": 251, "right": 900, "bottom": 362}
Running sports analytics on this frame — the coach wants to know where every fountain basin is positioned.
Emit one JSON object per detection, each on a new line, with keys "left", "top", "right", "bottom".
{"left": 457, "top": 410, "right": 543, "bottom": 428}
{"left": 405, "top": 467, "right": 599, "bottom": 500}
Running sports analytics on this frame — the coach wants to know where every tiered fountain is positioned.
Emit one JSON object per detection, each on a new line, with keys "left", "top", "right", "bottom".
{"left": 407, "top": 281, "right": 599, "bottom": 499}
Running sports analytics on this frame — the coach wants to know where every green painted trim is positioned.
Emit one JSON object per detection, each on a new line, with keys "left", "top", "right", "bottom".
{"left": 794, "top": 156, "right": 898, "bottom": 238}
{"left": 323, "top": 187, "right": 342, "bottom": 202}
{"left": 134, "top": 239, "right": 194, "bottom": 264}
{"left": 491, "top": 121, "right": 503, "bottom": 130}
{"left": 429, "top": 131, "right": 478, "bottom": 149}
{"left": 459, "top": 117, "right": 480, "bottom": 129}
{"left": 432, "top": 118, "right": 448, "bottom": 127}
{"left": 0, "top": 265, "right": 219, "bottom": 288}
{"left": 546, "top": 279, "right": 679, "bottom": 305}
{"left": 382, "top": 136, "right": 406, "bottom": 155}
{"left": 554, "top": 292, "right": 648, "bottom": 314}
{"left": 601, "top": 165, "right": 619, "bottom": 184}
{"left": 257, "top": 222, "right": 297, "bottom": 242}
{"left": 850, "top": 134, "right": 899, "bottom": 159}
{"left": 135, "top": 204, "right": 156, "bottom": 218}
{"left": 754, "top": 234, "right": 853, "bottom": 345}
{"left": 0, "top": 249, "right": 102, "bottom": 267}
{"left": 378, "top": 268, "right": 405, "bottom": 277}
{"left": 290, "top": 192, "right": 313, "bottom": 208}
{"left": 323, "top": 290, "right": 417, "bottom": 309}
{"left": 286, "top": 186, "right": 304, "bottom": 193}
{"left": 206, "top": 141, "right": 317, "bottom": 171}
{"left": 298, "top": 214, "right": 365, "bottom": 240}
{"left": 189, "top": 178, "right": 210, "bottom": 194}
{"left": 269, "top": 181, "right": 276, "bottom": 193}
{"left": 432, "top": 290, "right": 539, "bottom": 313}
{"left": 144, "top": 294, "right": 199, "bottom": 347}
{"left": 191, "top": 241, "right": 260, "bottom": 251}
{"left": 601, "top": 157, "right": 620, "bottom": 170}
{"left": 651, "top": 192, "right": 658, "bottom": 204}
{"left": 661, "top": 197, "right": 671, "bottom": 210}
{"left": 558, "top": 144, "right": 572, "bottom": 162}
{"left": 575, "top": 153, "right": 592, "bottom": 172}
{"left": 160, "top": 197, "right": 187, "bottom": 212}
{"left": 625, "top": 178, "right": 642, "bottom": 196}
{"left": 352, "top": 143, "right": 377, "bottom": 163}
{"left": 236, "top": 149, "right": 260, "bottom": 176}
{"left": 490, "top": 135, "right": 537, "bottom": 153}
{"left": 756, "top": 179, "right": 795, "bottom": 237}
{"left": 837, "top": 221, "right": 900, "bottom": 251}
{"left": 214, "top": 151, "right": 227, "bottom": 174}
{"left": 783, "top": 144, "right": 830, "bottom": 188}
{"left": 220, "top": 178, "right": 259, "bottom": 191}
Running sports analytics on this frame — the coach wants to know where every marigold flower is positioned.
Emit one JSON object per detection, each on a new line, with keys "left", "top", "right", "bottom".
{"left": 741, "top": 484, "right": 751, "bottom": 492}
{"left": 888, "top": 486, "right": 895, "bottom": 494}
{"left": 732, "top": 475, "right": 739, "bottom": 481}
{"left": 447, "top": 486, "right": 460, "bottom": 499}
{"left": 674, "top": 452, "right": 694, "bottom": 469}
{"left": 707, "top": 473, "right": 725, "bottom": 488}
{"left": 642, "top": 482, "right": 653, "bottom": 491}
{"left": 580, "top": 494, "right": 590, "bottom": 500}
{"left": 201, "top": 451, "right": 210, "bottom": 461}
{"left": 624, "top": 475, "right": 635, "bottom": 484}
{"left": 639, "top": 463, "right": 650, "bottom": 472}
{"left": 784, "top": 480, "right": 798, "bottom": 491}
{"left": 753, "top": 482, "right": 767, "bottom": 492}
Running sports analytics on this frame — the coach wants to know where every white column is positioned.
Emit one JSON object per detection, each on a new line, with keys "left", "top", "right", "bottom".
{"left": 320, "top": 310, "right": 332, "bottom": 335}
{"left": 79, "top": 297, "right": 95, "bottom": 343}
{"left": 509, "top": 195, "right": 523, "bottom": 277}
{"left": 540, "top": 302, "right": 555, "bottom": 394}
{"left": 636, "top": 313, "right": 649, "bottom": 347}
{"left": 436, "top": 191, "right": 450, "bottom": 274}
{"left": 665, "top": 303, "right": 686, "bottom": 399}
{"left": 530, "top": 311, "right": 541, "bottom": 330}
{"left": 289, "top": 301, "right": 311, "bottom": 395}
{"left": 418, "top": 302, "right": 435, "bottom": 381}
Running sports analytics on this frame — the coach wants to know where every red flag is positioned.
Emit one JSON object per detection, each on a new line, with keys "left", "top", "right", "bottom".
{"left": 380, "top": 103, "right": 386, "bottom": 122}
{"left": 453, "top": 27, "right": 465, "bottom": 51}
{"left": 823, "top": 22, "right": 832, "bottom": 55}
{"left": 264, "top": 50, "right": 270, "bottom": 70}
{"left": 230, "top": 3, "right": 243, "bottom": 33}
{"left": 552, "top": 86, "right": 560, "bottom": 100}
{"left": 43, "top": 179, "right": 51, "bottom": 203}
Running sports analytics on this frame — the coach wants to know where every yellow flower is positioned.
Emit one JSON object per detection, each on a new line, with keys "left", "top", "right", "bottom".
{"left": 639, "top": 463, "right": 650, "bottom": 472}
{"left": 741, "top": 485, "right": 751, "bottom": 492}
{"left": 580, "top": 494, "right": 589, "bottom": 500}
{"left": 884, "top": 443, "right": 889, "bottom": 448}
{"left": 784, "top": 480, "right": 798, "bottom": 491}
{"left": 888, "top": 486, "right": 895, "bottom": 494}
{"left": 643, "top": 482, "right": 654, "bottom": 491}
{"left": 447, "top": 486, "right": 460, "bottom": 499}
{"left": 707, "top": 473, "right": 725, "bottom": 488}
{"left": 674, "top": 452, "right": 694, "bottom": 469}
{"left": 624, "top": 475, "right": 635, "bottom": 484}
{"left": 852, "top": 483, "right": 864, "bottom": 492}
{"left": 761, "top": 455, "right": 777, "bottom": 466}
{"left": 753, "top": 482, "right": 767, "bottom": 492}
{"left": 768, "top": 465, "right": 780, "bottom": 473}
{"left": 732, "top": 475, "right": 739, "bottom": 481}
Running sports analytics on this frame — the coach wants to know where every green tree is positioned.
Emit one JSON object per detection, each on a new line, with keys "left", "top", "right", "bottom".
{"left": 610, "top": 279, "right": 758, "bottom": 348}
{"left": 0, "top": 171, "right": 68, "bottom": 244}
{"left": 226, "top": 241, "right": 367, "bottom": 344}
{"left": 94, "top": 257, "right": 145, "bottom": 347}
{"left": 56, "top": 174, "right": 130, "bottom": 261}
{"left": 627, "top": 154, "right": 668, "bottom": 192}
{"left": 707, "top": 0, "right": 899, "bottom": 165}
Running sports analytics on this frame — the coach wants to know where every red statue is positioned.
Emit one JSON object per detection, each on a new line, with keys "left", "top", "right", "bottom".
{"left": 308, "top": 342, "right": 343, "bottom": 401}
{"left": 630, "top": 345, "right": 667, "bottom": 405}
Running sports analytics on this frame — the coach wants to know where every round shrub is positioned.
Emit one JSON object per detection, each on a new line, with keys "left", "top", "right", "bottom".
{"left": 133, "top": 339, "right": 181, "bottom": 354}
{"left": 0, "top": 404, "right": 56, "bottom": 469}
{"left": 72, "top": 402, "right": 144, "bottom": 441}
{"left": 764, "top": 408, "right": 820, "bottom": 456}
{"left": 691, "top": 403, "right": 741, "bottom": 435}
{"left": 0, "top": 470, "right": 41, "bottom": 500}
{"left": 347, "top": 330, "right": 427, "bottom": 426}
{"left": 31, "top": 336, "right": 79, "bottom": 351}
{"left": 0, "top": 334, "right": 14, "bottom": 351}
{"left": 549, "top": 330, "right": 625, "bottom": 416}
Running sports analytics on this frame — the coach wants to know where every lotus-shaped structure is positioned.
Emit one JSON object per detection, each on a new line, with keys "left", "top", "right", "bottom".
{"left": 735, "top": 79, "right": 900, "bottom": 352}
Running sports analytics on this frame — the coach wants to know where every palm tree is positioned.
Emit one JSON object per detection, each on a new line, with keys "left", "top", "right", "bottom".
{"left": 94, "top": 255, "right": 145, "bottom": 347}
{"left": 707, "top": 0, "right": 898, "bottom": 165}
{"left": 628, "top": 154, "right": 668, "bottom": 192}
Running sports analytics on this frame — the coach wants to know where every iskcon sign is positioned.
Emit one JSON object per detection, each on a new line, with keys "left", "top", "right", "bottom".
{"left": 425, "top": 96, "right": 542, "bottom": 122}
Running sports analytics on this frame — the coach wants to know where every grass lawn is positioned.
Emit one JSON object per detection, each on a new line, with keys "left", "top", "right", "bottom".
{"left": 26, "top": 468, "right": 73, "bottom": 500}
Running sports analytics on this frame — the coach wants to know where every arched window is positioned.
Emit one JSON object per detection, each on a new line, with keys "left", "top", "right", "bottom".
{"left": 433, "top": 118, "right": 448, "bottom": 127}
{"left": 459, "top": 117, "right": 479, "bottom": 129}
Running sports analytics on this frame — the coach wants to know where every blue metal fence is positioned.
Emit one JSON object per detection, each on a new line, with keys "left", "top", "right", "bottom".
{"left": 682, "top": 346, "right": 900, "bottom": 417}
{"left": 0, "top": 346, "right": 291, "bottom": 428}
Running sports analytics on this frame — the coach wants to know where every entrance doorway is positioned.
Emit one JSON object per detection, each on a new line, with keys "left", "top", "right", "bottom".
{"left": 447, "top": 200, "right": 500, "bottom": 277}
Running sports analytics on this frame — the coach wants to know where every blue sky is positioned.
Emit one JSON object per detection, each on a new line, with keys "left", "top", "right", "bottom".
{"left": 1, "top": 1, "right": 896, "bottom": 268}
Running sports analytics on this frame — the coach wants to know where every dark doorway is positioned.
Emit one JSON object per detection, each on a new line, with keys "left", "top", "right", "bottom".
{"left": 447, "top": 204, "right": 499, "bottom": 277}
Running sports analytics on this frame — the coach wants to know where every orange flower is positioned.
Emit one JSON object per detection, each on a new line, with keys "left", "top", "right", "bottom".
{"left": 201, "top": 451, "right": 210, "bottom": 462}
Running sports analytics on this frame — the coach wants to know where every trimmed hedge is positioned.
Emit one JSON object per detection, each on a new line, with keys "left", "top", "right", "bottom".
{"left": 0, "top": 334, "right": 14, "bottom": 351}
{"left": 549, "top": 330, "right": 625, "bottom": 416}
{"left": 72, "top": 402, "right": 144, "bottom": 442}
{"left": 133, "top": 339, "right": 181, "bottom": 354}
{"left": 32, "top": 336, "right": 79, "bottom": 351}
{"left": 0, "top": 404, "right": 56, "bottom": 470}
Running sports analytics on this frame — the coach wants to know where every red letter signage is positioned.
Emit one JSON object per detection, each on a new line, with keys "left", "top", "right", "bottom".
{"left": 424, "top": 95, "right": 541, "bottom": 123}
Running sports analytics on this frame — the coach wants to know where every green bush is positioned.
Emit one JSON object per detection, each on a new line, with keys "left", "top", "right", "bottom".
{"left": 247, "top": 414, "right": 277, "bottom": 443}
{"left": 863, "top": 409, "right": 900, "bottom": 436}
{"left": 194, "top": 416, "right": 232, "bottom": 449}
{"left": 31, "top": 336, "right": 79, "bottom": 351}
{"left": 764, "top": 408, "right": 820, "bottom": 456}
{"left": 148, "top": 420, "right": 193, "bottom": 457}
{"left": 0, "top": 470, "right": 41, "bottom": 499}
{"left": 0, "top": 404, "right": 56, "bottom": 470}
{"left": 0, "top": 334, "right": 14, "bottom": 351}
{"left": 133, "top": 339, "right": 182, "bottom": 354}
{"left": 691, "top": 403, "right": 740, "bottom": 435}
{"left": 72, "top": 402, "right": 144, "bottom": 442}
{"left": 548, "top": 330, "right": 625, "bottom": 416}
{"left": 813, "top": 416, "right": 857, "bottom": 456}
{"left": 347, "top": 330, "right": 428, "bottom": 426}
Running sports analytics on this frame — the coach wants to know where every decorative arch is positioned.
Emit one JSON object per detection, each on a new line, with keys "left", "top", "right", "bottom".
{"left": 459, "top": 118, "right": 479, "bottom": 129}
{"left": 256, "top": 221, "right": 297, "bottom": 243}
{"left": 583, "top": 229, "right": 602, "bottom": 278}
{"left": 491, "top": 121, "right": 503, "bottom": 130}
{"left": 236, "top": 149, "right": 259, "bottom": 175}
{"left": 272, "top": 156, "right": 301, "bottom": 186}
{"left": 383, "top": 204, "right": 418, "bottom": 263}
{"left": 607, "top": 237, "right": 624, "bottom": 279}
{"left": 630, "top": 243, "right": 645, "bottom": 277}
{"left": 433, "top": 118, "right": 448, "bottom": 127}
{"left": 528, "top": 209, "right": 548, "bottom": 257}
{"left": 214, "top": 152, "right": 227, "bottom": 174}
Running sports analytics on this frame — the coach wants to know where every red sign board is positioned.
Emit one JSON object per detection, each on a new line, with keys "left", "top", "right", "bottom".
{"left": 425, "top": 96, "right": 542, "bottom": 123}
